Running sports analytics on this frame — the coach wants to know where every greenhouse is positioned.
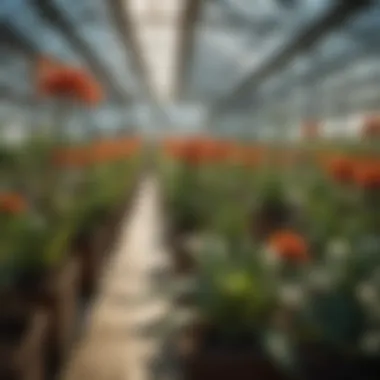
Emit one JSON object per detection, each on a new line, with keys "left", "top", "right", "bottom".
{"left": 1, "top": 0, "right": 380, "bottom": 379}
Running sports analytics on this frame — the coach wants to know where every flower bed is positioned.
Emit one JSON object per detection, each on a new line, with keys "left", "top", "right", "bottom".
{"left": 0, "top": 135, "right": 142, "bottom": 379}
{"left": 159, "top": 136, "right": 380, "bottom": 379}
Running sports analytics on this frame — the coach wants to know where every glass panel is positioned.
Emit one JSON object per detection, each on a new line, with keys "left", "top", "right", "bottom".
{"left": 0, "top": 49, "right": 32, "bottom": 93}
{"left": 55, "top": 0, "right": 141, "bottom": 93}
{"left": 7, "top": 2, "right": 81, "bottom": 62}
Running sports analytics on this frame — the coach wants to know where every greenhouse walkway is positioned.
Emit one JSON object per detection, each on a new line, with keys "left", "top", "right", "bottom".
{"left": 61, "top": 175, "right": 175, "bottom": 380}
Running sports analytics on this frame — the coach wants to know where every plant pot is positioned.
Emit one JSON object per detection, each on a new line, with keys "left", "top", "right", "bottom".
{"left": 250, "top": 203, "right": 293, "bottom": 240}
{"left": 0, "top": 310, "right": 48, "bottom": 380}
{"left": 296, "top": 343, "right": 380, "bottom": 380}
{"left": 179, "top": 325, "right": 289, "bottom": 380}
{"left": 74, "top": 225, "right": 108, "bottom": 297}
{"left": 2, "top": 257, "right": 80, "bottom": 369}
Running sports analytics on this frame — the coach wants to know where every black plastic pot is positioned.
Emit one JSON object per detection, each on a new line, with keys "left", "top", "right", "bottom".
{"left": 179, "top": 325, "right": 289, "bottom": 380}
{"left": 296, "top": 343, "right": 380, "bottom": 380}
{"left": 250, "top": 200, "right": 294, "bottom": 240}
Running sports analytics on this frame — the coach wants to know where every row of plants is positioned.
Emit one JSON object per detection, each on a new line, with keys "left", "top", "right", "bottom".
{"left": 0, "top": 135, "right": 142, "bottom": 380}
{"left": 159, "top": 136, "right": 380, "bottom": 380}
{"left": 0, "top": 56, "right": 143, "bottom": 380}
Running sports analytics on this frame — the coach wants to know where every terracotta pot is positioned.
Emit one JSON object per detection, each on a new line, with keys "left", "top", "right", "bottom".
{"left": 297, "top": 343, "right": 380, "bottom": 380}
{"left": 2, "top": 257, "right": 80, "bottom": 368}
{"left": 179, "top": 325, "right": 289, "bottom": 380}
{"left": 0, "top": 310, "right": 48, "bottom": 380}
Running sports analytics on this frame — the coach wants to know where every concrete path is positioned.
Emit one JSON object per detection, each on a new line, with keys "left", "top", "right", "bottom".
{"left": 62, "top": 175, "right": 176, "bottom": 380}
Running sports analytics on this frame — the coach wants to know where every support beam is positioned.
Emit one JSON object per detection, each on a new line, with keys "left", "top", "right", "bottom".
{"left": 33, "top": 0, "right": 130, "bottom": 102}
{"left": 210, "top": 0, "right": 371, "bottom": 116}
{"left": 216, "top": 0, "right": 279, "bottom": 33}
{"left": 0, "top": 23, "right": 37, "bottom": 56}
{"left": 106, "top": 0, "right": 153, "bottom": 98}
{"left": 175, "top": 0, "right": 202, "bottom": 99}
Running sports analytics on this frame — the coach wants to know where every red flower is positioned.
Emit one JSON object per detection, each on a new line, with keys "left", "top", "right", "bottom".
{"left": 181, "top": 139, "right": 203, "bottom": 166}
{"left": 52, "top": 147, "right": 91, "bottom": 168}
{"left": 0, "top": 193, "right": 27, "bottom": 214}
{"left": 269, "top": 231, "right": 309, "bottom": 262}
{"left": 354, "top": 161, "right": 380, "bottom": 190}
{"left": 37, "top": 57, "right": 103, "bottom": 105}
{"left": 328, "top": 156, "right": 355, "bottom": 184}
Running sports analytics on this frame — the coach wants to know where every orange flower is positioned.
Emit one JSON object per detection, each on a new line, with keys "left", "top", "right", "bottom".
{"left": 354, "top": 161, "right": 380, "bottom": 190}
{"left": 181, "top": 139, "right": 203, "bottom": 166}
{"left": 240, "top": 147, "right": 262, "bottom": 167}
{"left": 0, "top": 193, "right": 27, "bottom": 214}
{"left": 52, "top": 147, "right": 91, "bottom": 168}
{"left": 37, "top": 57, "right": 103, "bottom": 105}
{"left": 362, "top": 115, "right": 380, "bottom": 138}
{"left": 269, "top": 231, "right": 309, "bottom": 262}
{"left": 327, "top": 156, "right": 355, "bottom": 184}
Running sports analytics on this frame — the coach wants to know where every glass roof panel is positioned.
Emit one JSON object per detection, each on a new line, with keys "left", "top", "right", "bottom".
{"left": 0, "top": 0, "right": 25, "bottom": 21}
{"left": 234, "top": 1, "right": 380, "bottom": 118}
{"left": 54, "top": 0, "right": 141, "bottom": 94}
{"left": 9, "top": 1, "right": 80, "bottom": 62}
{"left": 4, "top": 0, "right": 142, "bottom": 101}
{"left": 0, "top": 48, "right": 32, "bottom": 94}
{"left": 188, "top": 0, "right": 335, "bottom": 103}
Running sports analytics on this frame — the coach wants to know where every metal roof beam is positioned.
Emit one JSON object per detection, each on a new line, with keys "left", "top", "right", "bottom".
{"left": 106, "top": 0, "right": 153, "bottom": 99}
{"left": 175, "top": 0, "right": 203, "bottom": 99}
{"left": 33, "top": 0, "right": 130, "bottom": 102}
{"left": 210, "top": 0, "right": 371, "bottom": 116}
{"left": 0, "top": 23, "right": 37, "bottom": 56}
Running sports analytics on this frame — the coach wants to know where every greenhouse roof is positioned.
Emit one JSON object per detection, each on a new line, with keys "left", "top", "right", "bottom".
{"left": 0, "top": 0, "right": 379, "bottom": 131}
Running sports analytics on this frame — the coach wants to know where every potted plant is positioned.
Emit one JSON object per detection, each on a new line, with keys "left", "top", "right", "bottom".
{"left": 268, "top": 234, "right": 380, "bottom": 380}
{"left": 176, "top": 240, "right": 287, "bottom": 380}
{"left": 70, "top": 142, "right": 141, "bottom": 295}
{"left": 249, "top": 174, "right": 296, "bottom": 240}
{"left": 0, "top": 189, "right": 80, "bottom": 371}
{"left": 163, "top": 157, "right": 206, "bottom": 274}
{"left": 262, "top": 168, "right": 380, "bottom": 380}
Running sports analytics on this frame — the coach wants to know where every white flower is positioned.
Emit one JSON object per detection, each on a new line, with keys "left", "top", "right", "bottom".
{"left": 356, "top": 282, "right": 378, "bottom": 305}
{"left": 183, "top": 234, "right": 203, "bottom": 253}
{"left": 360, "top": 332, "right": 380, "bottom": 354}
{"left": 279, "top": 284, "right": 305, "bottom": 307}
{"left": 185, "top": 233, "right": 227, "bottom": 259}
{"left": 205, "top": 234, "right": 227, "bottom": 251}
{"left": 308, "top": 267, "right": 333, "bottom": 292}
{"left": 265, "top": 332, "right": 295, "bottom": 367}
{"left": 262, "top": 246, "right": 282, "bottom": 270}
{"left": 327, "top": 239, "right": 351, "bottom": 260}
{"left": 30, "top": 211, "right": 47, "bottom": 230}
